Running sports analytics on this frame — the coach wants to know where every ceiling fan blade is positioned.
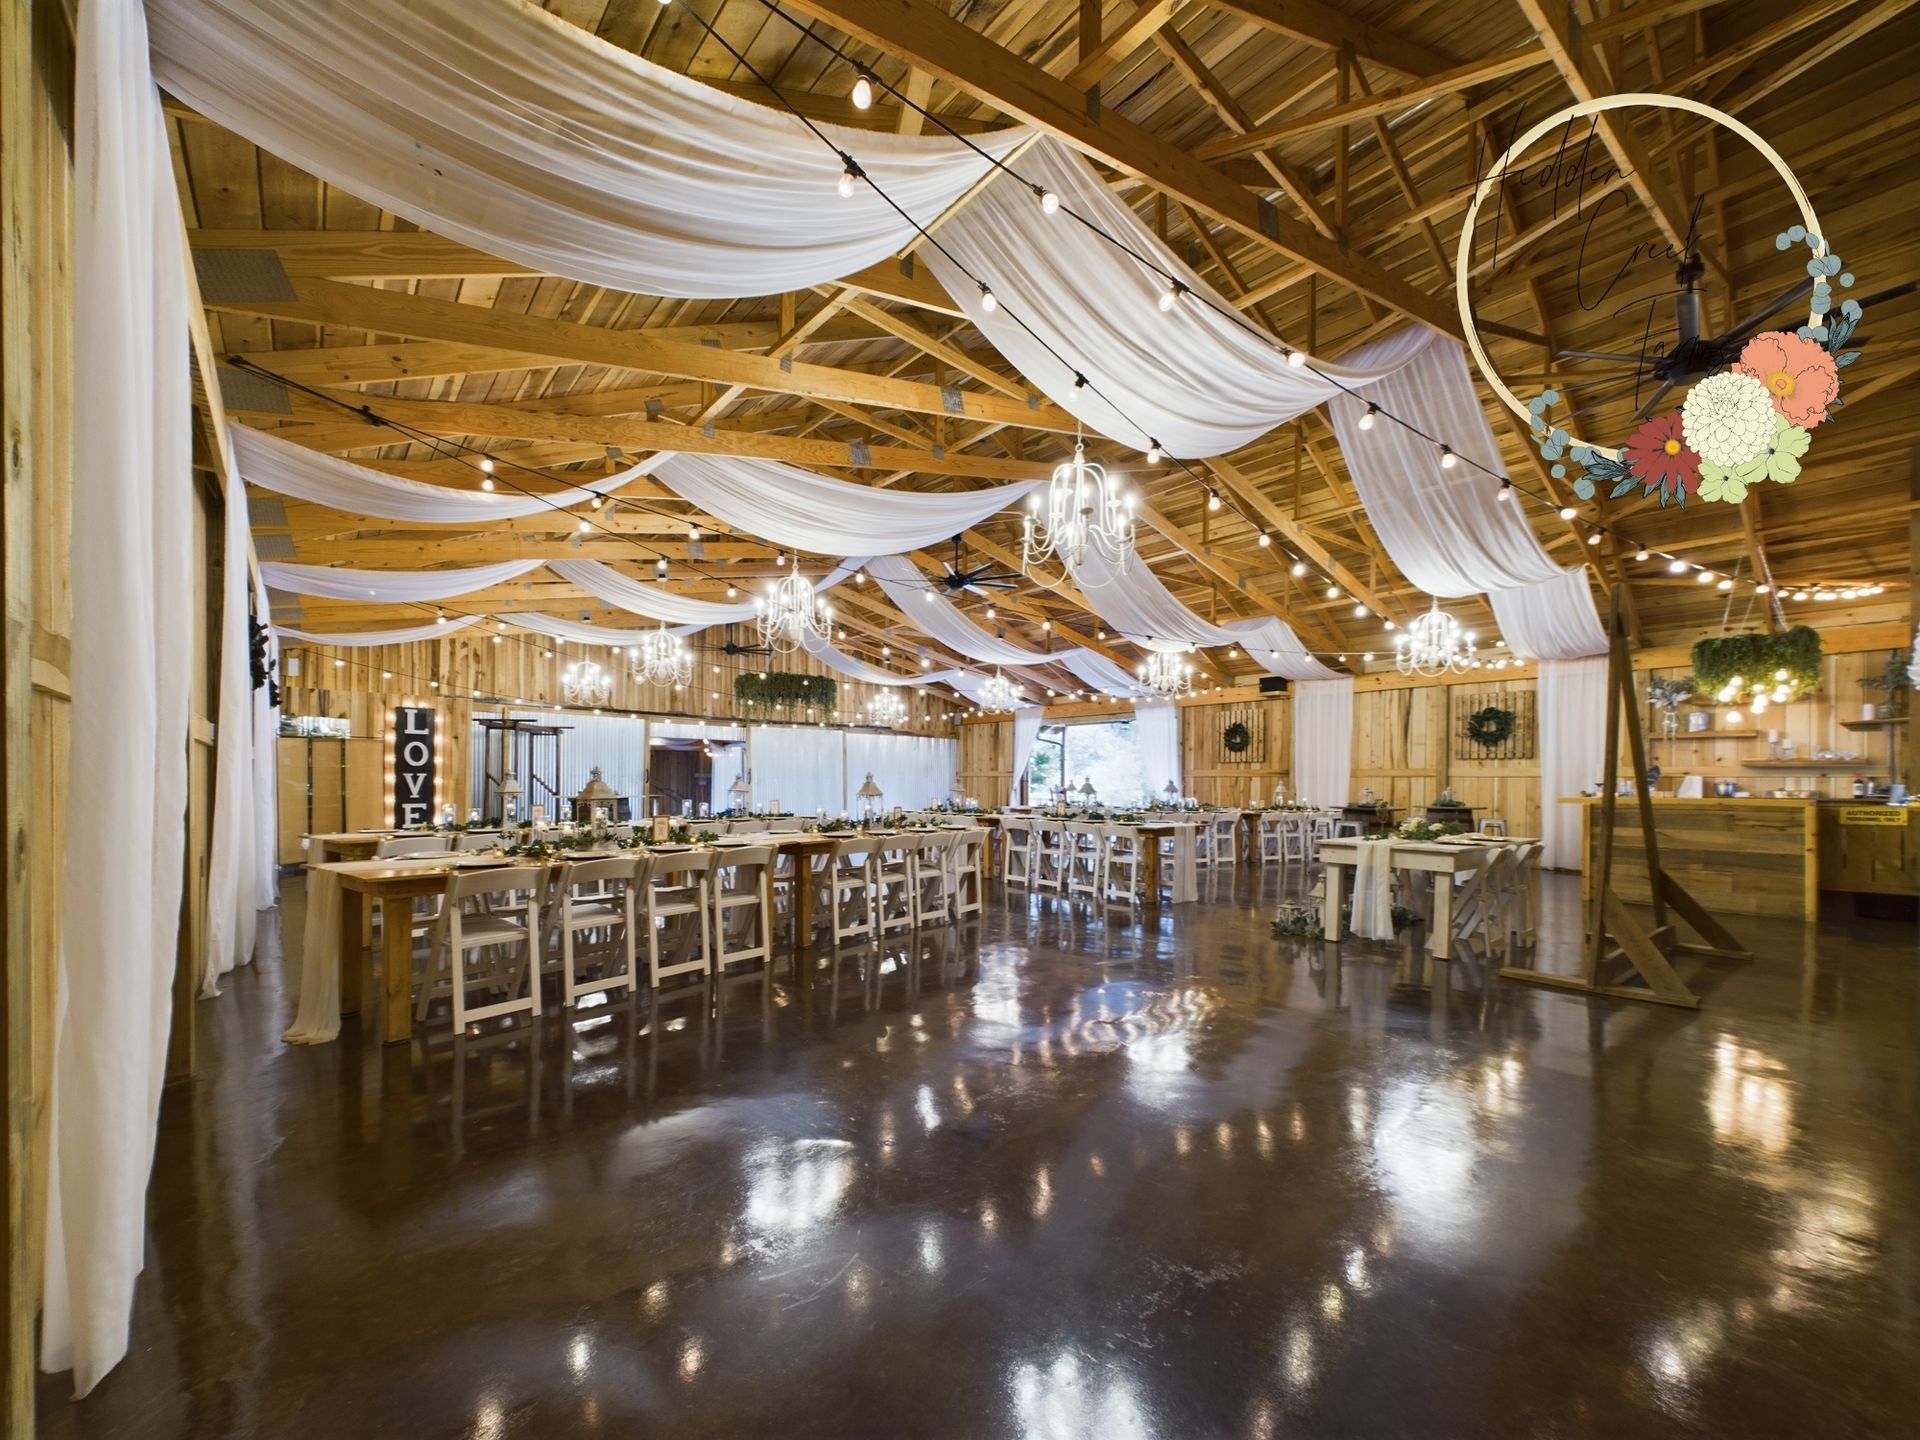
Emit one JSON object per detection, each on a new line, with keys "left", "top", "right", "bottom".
{"left": 1630, "top": 378, "right": 1677, "bottom": 425}
{"left": 1711, "top": 278, "right": 1814, "bottom": 347}
{"left": 1553, "top": 348, "right": 1650, "bottom": 364}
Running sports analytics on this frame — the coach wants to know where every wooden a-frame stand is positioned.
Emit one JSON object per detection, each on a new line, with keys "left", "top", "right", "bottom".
{"left": 1500, "top": 586, "right": 1752, "bottom": 1008}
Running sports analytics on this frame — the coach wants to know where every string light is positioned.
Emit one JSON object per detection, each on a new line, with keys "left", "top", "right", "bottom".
{"left": 1587, "top": 530, "right": 1603, "bottom": 546}
{"left": 1158, "top": 281, "right": 1185, "bottom": 313}
{"left": 1286, "top": 348, "right": 1307, "bottom": 370}
{"left": 1147, "top": 440, "right": 1162, "bottom": 463}
{"left": 1557, "top": 505, "right": 1577, "bottom": 520}
{"left": 1290, "top": 560, "right": 1307, "bottom": 578}
{"left": 1257, "top": 533, "right": 1271, "bottom": 548}
{"left": 1206, "top": 490, "right": 1220, "bottom": 511}
{"left": 1038, "top": 187, "right": 1060, "bottom": 215}
{"left": 979, "top": 284, "right": 997, "bottom": 313}
{"left": 1438, "top": 445, "right": 1457, "bottom": 469}
{"left": 1497, "top": 481, "right": 1511, "bottom": 502}
{"left": 837, "top": 160, "right": 859, "bottom": 198}
{"left": 851, "top": 70, "right": 874, "bottom": 109}
{"left": 1358, "top": 404, "right": 1377, "bottom": 431}
{"left": 1669, "top": 559, "right": 1690, "bottom": 573}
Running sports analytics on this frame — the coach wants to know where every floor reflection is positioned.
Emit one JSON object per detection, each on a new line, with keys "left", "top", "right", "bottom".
{"left": 35, "top": 868, "right": 1920, "bottom": 1440}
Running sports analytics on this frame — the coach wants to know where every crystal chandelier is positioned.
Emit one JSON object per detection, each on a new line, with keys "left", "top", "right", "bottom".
{"left": 866, "top": 689, "right": 909, "bottom": 728}
{"left": 1394, "top": 598, "right": 1477, "bottom": 676}
{"left": 1137, "top": 649, "right": 1194, "bottom": 697}
{"left": 756, "top": 561, "right": 834, "bottom": 654}
{"left": 561, "top": 654, "right": 613, "bottom": 706}
{"left": 978, "top": 669, "right": 1023, "bottom": 712}
{"left": 632, "top": 623, "right": 692, "bottom": 688}
{"left": 1022, "top": 440, "right": 1135, "bottom": 573}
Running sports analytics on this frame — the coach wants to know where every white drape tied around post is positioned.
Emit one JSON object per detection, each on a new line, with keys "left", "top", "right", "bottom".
{"left": 204, "top": 491, "right": 269, "bottom": 1000}
{"left": 650, "top": 452, "right": 1039, "bottom": 557}
{"left": 148, "top": 0, "right": 1032, "bottom": 298}
{"left": 259, "top": 559, "right": 544, "bottom": 602}
{"left": 47, "top": 0, "right": 194, "bottom": 1396}
{"left": 1010, "top": 709, "right": 1044, "bottom": 804}
{"left": 1133, "top": 699, "right": 1182, "bottom": 798}
{"left": 1539, "top": 657, "right": 1609, "bottom": 870}
{"left": 1291, "top": 679, "right": 1354, "bottom": 809}
{"left": 232, "top": 424, "right": 656, "bottom": 522}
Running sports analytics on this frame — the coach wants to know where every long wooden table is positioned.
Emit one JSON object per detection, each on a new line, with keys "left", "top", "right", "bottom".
{"left": 1319, "top": 837, "right": 1514, "bottom": 960}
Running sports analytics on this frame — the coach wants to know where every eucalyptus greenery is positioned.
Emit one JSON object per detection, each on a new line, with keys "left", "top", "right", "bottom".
{"left": 733, "top": 670, "right": 838, "bottom": 719}
{"left": 1691, "top": 626, "right": 1823, "bottom": 697}
{"left": 1646, "top": 675, "right": 1696, "bottom": 709}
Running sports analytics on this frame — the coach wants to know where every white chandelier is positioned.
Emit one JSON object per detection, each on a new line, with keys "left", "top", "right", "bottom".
{"left": 1137, "top": 649, "right": 1194, "bottom": 697}
{"left": 1022, "top": 441, "right": 1135, "bottom": 573}
{"left": 756, "top": 561, "right": 834, "bottom": 654}
{"left": 1395, "top": 598, "right": 1477, "bottom": 676}
{"left": 561, "top": 655, "right": 613, "bottom": 706}
{"left": 978, "top": 669, "right": 1023, "bottom": 712}
{"left": 866, "top": 690, "right": 908, "bottom": 728}
{"left": 632, "top": 623, "right": 692, "bottom": 688}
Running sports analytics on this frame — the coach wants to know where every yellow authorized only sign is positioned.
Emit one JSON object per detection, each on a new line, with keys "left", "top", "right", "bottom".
{"left": 1837, "top": 807, "right": 1912, "bottom": 827}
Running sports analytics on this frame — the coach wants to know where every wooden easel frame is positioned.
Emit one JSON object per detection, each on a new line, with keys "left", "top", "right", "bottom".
{"left": 1501, "top": 586, "right": 1752, "bottom": 1008}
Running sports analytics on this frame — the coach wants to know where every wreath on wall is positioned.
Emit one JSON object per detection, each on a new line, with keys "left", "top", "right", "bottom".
{"left": 1464, "top": 706, "right": 1516, "bottom": 749}
{"left": 1222, "top": 721, "right": 1252, "bottom": 754}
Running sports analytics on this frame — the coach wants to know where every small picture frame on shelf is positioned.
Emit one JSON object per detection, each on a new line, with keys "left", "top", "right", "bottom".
{"left": 1686, "top": 711, "right": 1711, "bottom": 733}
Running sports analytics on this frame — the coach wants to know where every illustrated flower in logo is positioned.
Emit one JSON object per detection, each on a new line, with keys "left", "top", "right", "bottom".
{"left": 1696, "top": 413, "right": 1812, "bottom": 504}
{"left": 1733, "top": 330, "right": 1839, "bottom": 429}
{"left": 1622, "top": 412, "right": 1700, "bottom": 504}
{"left": 1681, "top": 371, "right": 1776, "bottom": 468}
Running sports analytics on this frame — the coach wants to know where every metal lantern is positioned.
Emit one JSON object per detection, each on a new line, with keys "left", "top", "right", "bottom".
{"left": 497, "top": 769, "right": 525, "bottom": 824}
{"left": 728, "top": 772, "right": 752, "bottom": 815}
{"left": 857, "top": 771, "right": 885, "bottom": 822}
{"left": 1077, "top": 777, "right": 1098, "bottom": 805}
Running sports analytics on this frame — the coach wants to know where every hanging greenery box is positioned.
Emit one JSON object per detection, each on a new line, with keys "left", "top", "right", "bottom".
{"left": 1690, "top": 626, "right": 1822, "bottom": 699}
{"left": 733, "top": 671, "right": 837, "bottom": 720}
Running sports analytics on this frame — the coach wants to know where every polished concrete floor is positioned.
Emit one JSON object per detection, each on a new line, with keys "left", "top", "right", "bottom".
{"left": 36, "top": 869, "right": 1920, "bottom": 1439}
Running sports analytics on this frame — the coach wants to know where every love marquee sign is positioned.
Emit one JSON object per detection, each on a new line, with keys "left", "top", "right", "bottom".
{"left": 391, "top": 705, "right": 438, "bottom": 827}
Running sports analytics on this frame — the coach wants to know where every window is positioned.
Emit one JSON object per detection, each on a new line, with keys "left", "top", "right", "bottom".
{"left": 1026, "top": 719, "right": 1153, "bottom": 806}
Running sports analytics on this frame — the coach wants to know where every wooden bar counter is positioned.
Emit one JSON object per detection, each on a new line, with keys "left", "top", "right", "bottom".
{"left": 1574, "top": 797, "right": 1819, "bottom": 920}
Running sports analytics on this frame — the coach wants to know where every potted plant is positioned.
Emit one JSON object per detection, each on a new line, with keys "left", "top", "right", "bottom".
{"left": 1860, "top": 647, "right": 1913, "bottom": 718}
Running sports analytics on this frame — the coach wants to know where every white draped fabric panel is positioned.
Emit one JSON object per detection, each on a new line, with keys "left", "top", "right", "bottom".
{"left": 148, "top": 0, "right": 1032, "bottom": 298}
{"left": 249, "top": 573, "right": 281, "bottom": 913}
{"left": 928, "top": 139, "right": 1427, "bottom": 458}
{"left": 46, "top": 0, "right": 194, "bottom": 1395}
{"left": 864, "top": 555, "right": 1053, "bottom": 666}
{"left": 203, "top": 486, "right": 263, "bottom": 998}
{"left": 232, "top": 424, "right": 654, "bottom": 522}
{"left": 278, "top": 618, "right": 480, "bottom": 646}
{"left": 1133, "top": 699, "right": 1182, "bottom": 797}
{"left": 260, "top": 559, "right": 544, "bottom": 602}
{"left": 1010, "top": 710, "right": 1044, "bottom": 804}
{"left": 652, "top": 452, "right": 1038, "bottom": 557}
{"left": 1056, "top": 650, "right": 1152, "bottom": 696}
{"left": 1538, "top": 657, "right": 1610, "bottom": 871}
{"left": 508, "top": 614, "right": 697, "bottom": 646}
{"left": 744, "top": 727, "right": 846, "bottom": 817}
{"left": 1291, "top": 679, "right": 1354, "bottom": 809}
{"left": 1325, "top": 334, "right": 1607, "bottom": 661}
{"left": 844, "top": 733, "right": 958, "bottom": 813}
{"left": 550, "top": 557, "right": 858, "bottom": 628}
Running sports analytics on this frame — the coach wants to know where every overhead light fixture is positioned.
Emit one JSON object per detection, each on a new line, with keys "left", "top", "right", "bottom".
{"left": 756, "top": 561, "right": 834, "bottom": 654}
{"left": 632, "top": 623, "right": 692, "bottom": 688}
{"left": 1137, "top": 650, "right": 1194, "bottom": 698}
{"left": 1439, "top": 445, "right": 1457, "bottom": 469}
{"left": 1023, "top": 440, "right": 1135, "bottom": 573}
{"left": 1395, "top": 598, "right": 1477, "bottom": 677}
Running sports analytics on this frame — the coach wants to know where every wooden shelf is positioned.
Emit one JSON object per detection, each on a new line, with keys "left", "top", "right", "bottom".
{"left": 1839, "top": 718, "right": 1903, "bottom": 731}
{"left": 1744, "top": 760, "right": 1884, "bottom": 771}
{"left": 1651, "top": 730, "right": 1759, "bottom": 741}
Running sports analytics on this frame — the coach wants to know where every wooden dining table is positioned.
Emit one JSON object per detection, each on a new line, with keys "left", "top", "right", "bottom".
{"left": 1318, "top": 836, "right": 1536, "bottom": 959}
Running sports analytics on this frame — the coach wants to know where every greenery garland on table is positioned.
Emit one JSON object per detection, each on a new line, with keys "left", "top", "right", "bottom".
{"left": 733, "top": 670, "right": 838, "bottom": 720}
{"left": 1691, "top": 626, "right": 1822, "bottom": 701}
{"left": 1464, "top": 705, "right": 1516, "bottom": 749}
{"left": 1221, "top": 721, "right": 1252, "bottom": 753}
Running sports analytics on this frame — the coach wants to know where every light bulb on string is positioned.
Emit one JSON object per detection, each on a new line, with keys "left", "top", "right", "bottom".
{"left": 1558, "top": 505, "right": 1577, "bottom": 520}
{"left": 1286, "top": 348, "right": 1307, "bottom": 370}
{"left": 1696, "top": 569, "right": 1715, "bottom": 584}
{"left": 1439, "top": 445, "right": 1457, "bottom": 469}
{"left": 851, "top": 71, "right": 874, "bottom": 109}
{"left": 1497, "top": 482, "right": 1512, "bottom": 503}
{"left": 1206, "top": 490, "right": 1220, "bottom": 511}
{"left": 1587, "top": 530, "right": 1603, "bottom": 546}
{"left": 1158, "top": 282, "right": 1184, "bottom": 313}
{"left": 1038, "top": 187, "right": 1060, "bottom": 215}
{"left": 1669, "top": 559, "right": 1689, "bottom": 573}
{"left": 979, "top": 284, "right": 997, "bottom": 314}
{"left": 1358, "top": 404, "right": 1377, "bottom": 431}
{"left": 1635, "top": 548, "right": 1651, "bottom": 561}
{"left": 1147, "top": 440, "right": 1162, "bottom": 464}
{"left": 837, "top": 163, "right": 859, "bottom": 198}
{"left": 1257, "top": 533, "right": 1271, "bottom": 548}
{"left": 1291, "top": 560, "right": 1307, "bottom": 578}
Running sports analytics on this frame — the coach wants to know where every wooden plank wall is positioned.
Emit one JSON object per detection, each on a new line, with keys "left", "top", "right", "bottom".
{"left": 957, "top": 717, "right": 1012, "bottom": 804}
{"left": 1180, "top": 693, "right": 1290, "bottom": 807}
{"left": 2, "top": 0, "right": 72, "bottom": 1423}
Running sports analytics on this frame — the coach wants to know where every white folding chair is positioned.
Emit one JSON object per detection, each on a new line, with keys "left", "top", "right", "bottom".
{"left": 1257, "top": 812, "right": 1285, "bottom": 865}
{"left": 1102, "top": 824, "right": 1146, "bottom": 904}
{"left": 874, "top": 835, "right": 919, "bottom": 934}
{"left": 829, "top": 835, "right": 878, "bottom": 944}
{"left": 1032, "top": 821, "right": 1068, "bottom": 895}
{"left": 710, "top": 844, "right": 775, "bottom": 972}
{"left": 432, "top": 866, "right": 550, "bottom": 1032}
{"left": 1000, "top": 817, "right": 1035, "bottom": 888}
{"left": 1064, "top": 822, "right": 1106, "bottom": 900}
{"left": 952, "top": 828, "right": 987, "bottom": 920}
{"left": 1210, "top": 810, "right": 1243, "bottom": 868}
{"left": 556, "top": 856, "right": 643, "bottom": 1007}
{"left": 376, "top": 835, "right": 453, "bottom": 858}
{"left": 645, "top": 851, "right": 716, "bottom": 986}
{"left": 913, "top": 831, "right": 961, "bottom": 925}
{"left": 455, "top": 830, "right": 504, "bottom": 852}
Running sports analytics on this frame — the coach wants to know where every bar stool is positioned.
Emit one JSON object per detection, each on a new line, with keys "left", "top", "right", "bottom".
{"left": 556, "top": 856, "right": 644, "bottom": 1007}
{"left": 952, "top": 828, "right": 987, "bottom": 919}
{"left": 711, "top": 844, "right": 775, "bottom": 972}
{"left": 435, "top": 865, "right": 551, "bottom": 1033}
{"left": 1478, "top": 817, "right": 1508, "bottom": 837}
{"left": 829, "top": 835, "right": 878, "bottom": 944}
{"left": 644, "top": 851, "right": 717, "bottom": 987}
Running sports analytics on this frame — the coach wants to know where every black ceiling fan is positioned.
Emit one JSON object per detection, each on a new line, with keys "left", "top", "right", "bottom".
{"left": 934, "top": 536, "right": 1022, "bottom": 594}
{"left": 708, "top": 638, "right": 772, "bottom": 658}
{"left": 1553, "top": 255, "right": 1914, "bottom": 423}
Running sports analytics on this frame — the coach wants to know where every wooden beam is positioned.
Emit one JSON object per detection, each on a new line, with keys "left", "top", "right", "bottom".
{"left": 832, "top": 290, "right": 1026, "bottom": 398}
{"left": 776, "top": 0, "right": 1464, "bottom": 337}
{"left": 208, "top": 278, "right": 1075, "bottom": 433}
{"left": 1064, "top": 0, "right": 1184, "bottom": 91}
{"left": 1203, "top": 0, "right": 1450, "bottom": 76}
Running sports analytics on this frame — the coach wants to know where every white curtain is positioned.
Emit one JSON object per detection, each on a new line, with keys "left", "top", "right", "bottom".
{"left": 1326, "top": 334, "right": 1607, "bottom": 661}
{"left": 654, "top": 721, "right": 746, "bottom": 813}
{"left": 203, "top": 482, "right": 262, "bottom": 997}
{"left": 232, "top": 424, "right": 654, "bottom": 522}
{"left": 550, "top": 556, "right": 857, "bottom": 628}
{"left": 844, "top": 732, "right": 957, "bottom": 813}
{"left": 46, "top": 0, "right": 193, "bottom": 1394}
{"left": 259, "top": 558, "right": 543, "bottom": 602}
{"left": 864, "top": 554, "right": 1053, "bottom": 665}
{"left": 249, "top": 570, "right": 281, "bottom": 910}
{"left": 652, "top": 452, "right": 1038, "bottom": 557}
{"left": 1539, "top": 657, "right": 1609, "bottom": 871}
{"left": 744, "top": 727, "right": 846, "bottom": 816}
{"left": 1291, "top": 679, "right": 1353, "bottom": 808}
{"left": 928, "top": 139, "right": 1425, "bottom": 458}
{"left": 1056, "top": 650, "right": 1151, "bottom": 696}
{"left": 1010, "top": 710, "right": 1043, "bottom": 804}
{"left": 278, "top": 618, "right": 479, "bottom": 646}
{"left": 149, "top": 0, "right": 1030, "bottom": 298}
{"left": 507, "top": 613, "right": 695, "bottom": 647}
{"left": 1133, "top": 699, "right": 1182, "bottom": 798}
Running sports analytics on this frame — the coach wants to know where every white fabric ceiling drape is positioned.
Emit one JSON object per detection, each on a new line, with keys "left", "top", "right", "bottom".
{"left": 652, "top": 452, "right": 1038, "bottom": 557}
{"left": 204, "top": 483, "right": 265, "bottom": 998}
{"left": 1133, "top": 699, "right": 1182, "bottom": 797}
{"left": 278, "top": 618, "right": 480, "bottom": 646}
{"left": 232, "top": 424, "right": 655, "bottom": 522}
{"left": 46, "top": 0, "right": 194, "bottom": 1395}
{"left": 149, "top": 0, "right": 1031, "bottom": 298}
{"left": 550, "top": 557, "right": 858, "bottom": 628}
{"left": 864, "top": 554, "right": 1053, "bottom": 666}
{"left": 508, "top": 613, "right": 695, "bottom": 647}
{"left": 1326, "top": 335, "right": 1607, "bottom": 661}
{"left": 260, "top": 559, "right": 543, "bottom": 602}
{"left": 929, "top": 139, "right": 1428, "bottom": 458}
{"left": 1291, "top": 679, "right": 1354, "bottom": 808}
{"left": 1538, "top": 657, "right": 1609, "bottom": 870}
{"left": 1010, "top": 710, "right": 1044, "bottom": 804}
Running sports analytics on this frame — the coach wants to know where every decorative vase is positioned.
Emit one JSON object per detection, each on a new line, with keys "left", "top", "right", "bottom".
{"left": 1661, "top": 707, "right": 1679, "bottom": 737}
